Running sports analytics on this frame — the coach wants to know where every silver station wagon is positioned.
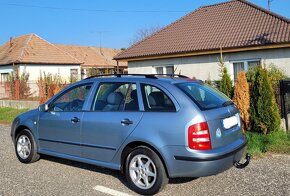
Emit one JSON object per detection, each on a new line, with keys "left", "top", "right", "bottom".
{"left": 11, "top": 74, "right": 250, "bottom": 195}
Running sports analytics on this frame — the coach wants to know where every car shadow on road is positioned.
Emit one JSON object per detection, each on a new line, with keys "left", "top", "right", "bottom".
{"left": 41, "top": 154, "right": 198, "bottom": 186}
{"left": 41, "top": 155, "right": 128, "bottom": 184}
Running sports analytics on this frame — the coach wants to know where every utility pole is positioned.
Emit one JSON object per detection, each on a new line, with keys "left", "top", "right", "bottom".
{"left": 96, "top": 31, "right": 110, "bottom": 55}
{"left": 96, "top": 31, "right": 103, "bottom": 54}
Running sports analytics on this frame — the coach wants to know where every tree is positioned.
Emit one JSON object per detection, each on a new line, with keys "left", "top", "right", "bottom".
{"left": 129, "top": 25, "right": 162, "bottom": 46}
{"left": 233, "top": 71, "right": 250, "bottom": 132}
{"left": 267, "top": 63, "right": 288, "bottom": 113}
{"left": 250, "top": 66, "right": 280, "bottom": 134}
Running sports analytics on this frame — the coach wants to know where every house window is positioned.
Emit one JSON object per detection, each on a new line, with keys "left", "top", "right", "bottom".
{"left": 0, "top": 73, "right": 9, "bottom": 83}
{"left": 155, "top": 67, "right": 164, "bottom": 74}
{"left": 233, "top": 62, "right": 245, "bottom": 81}
{"left": 165, "top": 66, "right": 174, "bottom": 74}
{"left": 232, "top": 60, "right": 260, "bottom": 80}
{"left": 248, "top": 61, "right": 260, "bottom": 69}
{"left": 70, "top": 69, "right": 78, "bottom": 82}
{"left": 154, "top": 65, "right": 174, "bottom": 74}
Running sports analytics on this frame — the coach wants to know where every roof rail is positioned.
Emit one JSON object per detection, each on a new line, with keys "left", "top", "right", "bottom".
{"left": 85, "top": 73, "right": 189, "bottom": 80}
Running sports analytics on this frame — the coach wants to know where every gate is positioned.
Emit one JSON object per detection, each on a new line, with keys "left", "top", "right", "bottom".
{"left": 280, "top": 80, "right": 290, "bottom": 131}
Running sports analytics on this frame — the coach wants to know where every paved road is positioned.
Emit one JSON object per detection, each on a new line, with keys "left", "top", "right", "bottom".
{"left": 0, "top": 125, "right": 289, "bottom": 196}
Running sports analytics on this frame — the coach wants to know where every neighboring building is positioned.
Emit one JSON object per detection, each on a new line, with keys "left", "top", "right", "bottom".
{"left": 114, "top": 0, "right": 290, "bottom": 81}
{"left": 0, "top": 34, "right": 81, "bottom": 82}
{"left": 55, "top": 44, "right": 127, "bottom": 76}
{"left": 0, "top": 33, "right": 126, "bottom": 97}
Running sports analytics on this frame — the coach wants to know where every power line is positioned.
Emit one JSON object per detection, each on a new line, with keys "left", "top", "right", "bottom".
{"left": 0, "top": 3, "right": 190, "bottom": 13}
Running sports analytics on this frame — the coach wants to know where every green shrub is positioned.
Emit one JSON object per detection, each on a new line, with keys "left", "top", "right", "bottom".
{"left": 267, "top": 64, "right": 288, "bottom": 113}
{"left": 217, "top": 52, "right": 233, "bottom": 98}
{"left": 205, "top": 73, "right": 213, "bottom": 86}
{"left": 250, "top": 66, "right": 280, "bottom": 134}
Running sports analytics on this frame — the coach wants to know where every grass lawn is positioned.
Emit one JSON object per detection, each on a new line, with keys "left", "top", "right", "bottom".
{"left": 0, "top": 107, "right": 29, "bottom": 125}
{"left": 246, "top": 131, "right": 290, "bottom": 156}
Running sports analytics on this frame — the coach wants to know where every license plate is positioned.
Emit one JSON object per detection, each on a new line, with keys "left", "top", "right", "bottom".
{"left": 223, "top": 115, "right": 238, "bottom": 129}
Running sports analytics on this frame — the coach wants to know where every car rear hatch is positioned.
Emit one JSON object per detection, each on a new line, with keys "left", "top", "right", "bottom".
{"left": 202, "top": 103, "right": 243, "bottom": 148}
{"left": 176, "top": 82, "right": 243, "bottom": 149}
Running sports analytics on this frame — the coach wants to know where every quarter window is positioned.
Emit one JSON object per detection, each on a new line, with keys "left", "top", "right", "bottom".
{"left": 50, "top": 84, "right": 92, "bottom": 112}
{"left": 141, "top": 84, "right": 175, "bottom": 112}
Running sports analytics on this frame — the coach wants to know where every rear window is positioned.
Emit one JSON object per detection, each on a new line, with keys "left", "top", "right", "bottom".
{"left": 176, "top": 82, "right": 231, "bottom": 110}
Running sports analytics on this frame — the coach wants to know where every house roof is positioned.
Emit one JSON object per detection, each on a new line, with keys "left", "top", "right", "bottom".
{"left": 0, "top": 34, "right": 81, "bottom": 65}
{"left": 114, "top": 0, "right": 290, "bottom": 61}
{"left": 55, "top": 44, "right": 127, "bottom": 68}
{"left": 0, "top": 34, "right": 127, "bottom": 68}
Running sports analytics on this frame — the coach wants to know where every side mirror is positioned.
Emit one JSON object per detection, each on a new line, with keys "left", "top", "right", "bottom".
{"left": 38, "top": 104, "right": 49, "bottom": 112}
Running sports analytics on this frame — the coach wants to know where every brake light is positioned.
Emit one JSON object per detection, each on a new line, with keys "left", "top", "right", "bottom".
{"left": 188, "top": 122, "right": 212, "bottom": 150}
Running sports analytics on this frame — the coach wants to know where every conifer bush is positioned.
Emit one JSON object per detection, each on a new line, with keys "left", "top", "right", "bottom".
{"left": 218, "top": 53, "right": 233, "bottom": 98}
{"left": 219, "top": 67, "right": 233, "bottom": 98}
{"left": 233, "top": 71, "right": 250, "bottom": 132}
{"left": 250, "top": 66, "right": 280, "bottom": 134}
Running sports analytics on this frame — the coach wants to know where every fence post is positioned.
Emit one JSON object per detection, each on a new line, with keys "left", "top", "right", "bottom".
{"left": 15, "top": 79, "right": 20, "bottom": 100}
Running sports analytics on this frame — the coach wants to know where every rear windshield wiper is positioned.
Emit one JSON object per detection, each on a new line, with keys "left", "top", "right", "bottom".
{"left": 222, "top": 100, "right": 234, "bottom": 107}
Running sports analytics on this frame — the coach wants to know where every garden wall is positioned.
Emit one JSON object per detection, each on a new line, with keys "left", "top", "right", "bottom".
{"left": 0, "top": 100, "right": 39, "bottom": 109}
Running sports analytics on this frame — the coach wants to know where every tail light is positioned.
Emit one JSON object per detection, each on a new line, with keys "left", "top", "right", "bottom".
{"left": 188, "top": 122, "right": 212, "bottom": 150}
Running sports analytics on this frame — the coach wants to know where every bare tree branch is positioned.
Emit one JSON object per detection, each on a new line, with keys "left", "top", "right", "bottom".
{"left": 129, "top": 25, "right": 162, "bottom": 46}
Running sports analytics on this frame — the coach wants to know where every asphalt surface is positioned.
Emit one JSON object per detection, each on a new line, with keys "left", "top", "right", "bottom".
{"left": 0, "top": 125, "right": 289, "bottom": 196}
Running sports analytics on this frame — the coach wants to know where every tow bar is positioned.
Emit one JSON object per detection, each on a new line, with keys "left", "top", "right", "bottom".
{"left": 234, "top": 153, "right": 251, "bottom": 169}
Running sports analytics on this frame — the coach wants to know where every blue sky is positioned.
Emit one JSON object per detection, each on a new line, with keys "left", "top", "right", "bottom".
{"left": 0, "top": 0, "right": 289, "bottom": 49}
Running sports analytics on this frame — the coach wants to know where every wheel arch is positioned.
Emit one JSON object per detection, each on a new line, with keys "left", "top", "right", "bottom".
{"left": 120, "top": 141, "right": 169, "bottom": 177}
{"left": 14, "top": 125, "right": 33, "bottom": 143}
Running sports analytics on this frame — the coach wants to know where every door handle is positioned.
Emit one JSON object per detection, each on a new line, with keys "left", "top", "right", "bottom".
{"left": 121, "top": 118, "right": 133, "bottom": 126}
{"left": 71, "top": 117, "right": 80, "bottom": 123}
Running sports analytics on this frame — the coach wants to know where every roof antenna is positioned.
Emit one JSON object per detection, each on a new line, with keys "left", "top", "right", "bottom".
{"left": 268, "top": 0, "right": 273, "bottom": 11}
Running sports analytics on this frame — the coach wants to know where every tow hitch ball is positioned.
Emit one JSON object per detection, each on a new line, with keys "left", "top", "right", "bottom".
{"left": 234, "top": 153, "right": 251, "bottom": 169}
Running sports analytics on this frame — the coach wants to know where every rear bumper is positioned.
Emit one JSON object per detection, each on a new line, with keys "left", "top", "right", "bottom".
{"left": 161, "top": 135, "right": 247, "bottom": 178}
{"left": 174, "top": 140, "right": 247, "bottom": 162}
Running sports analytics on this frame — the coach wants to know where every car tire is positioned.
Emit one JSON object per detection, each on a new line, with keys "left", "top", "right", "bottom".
{"left": 15, "top": 129, "right": 40, "bottom": 163}
{"left": 125, "top": 146, "right": 168, "bottom": 195}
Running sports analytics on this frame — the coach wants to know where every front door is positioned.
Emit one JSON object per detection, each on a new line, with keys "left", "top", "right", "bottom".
{"left": 38, "top": 83, "right": 93, "bottom": 157}
{"left": 81, "top": 82, "right": 143, "bottom": 162}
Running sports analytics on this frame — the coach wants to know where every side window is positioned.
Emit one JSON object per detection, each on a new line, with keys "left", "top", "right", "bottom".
{"left": 141, "top": 84, "right": 175, "bottom": 112}
{"left": 50, "top": 84, "right": 92, "bottom": 112}
{"left": 92, "top": 83, "right": 139, "bottom": 111}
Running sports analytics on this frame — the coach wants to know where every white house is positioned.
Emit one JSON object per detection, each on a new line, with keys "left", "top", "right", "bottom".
{"left": 114, "top": 0, "right": 290, "bottom": 81}
{"left": 0, "top": 34, "right": 81, "bottom": 82}
{"left": 0, "top": 34, "right": 127, "bottom": 97}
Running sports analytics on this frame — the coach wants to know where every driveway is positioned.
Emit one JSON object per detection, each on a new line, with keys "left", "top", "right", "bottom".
{"left": 0, "top": 125, "right": 289, "bottom": 196}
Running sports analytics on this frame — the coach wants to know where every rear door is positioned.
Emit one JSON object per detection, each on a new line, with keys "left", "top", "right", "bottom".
{"left": 81, "top": 82, "right": 143, "bottom": 162}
